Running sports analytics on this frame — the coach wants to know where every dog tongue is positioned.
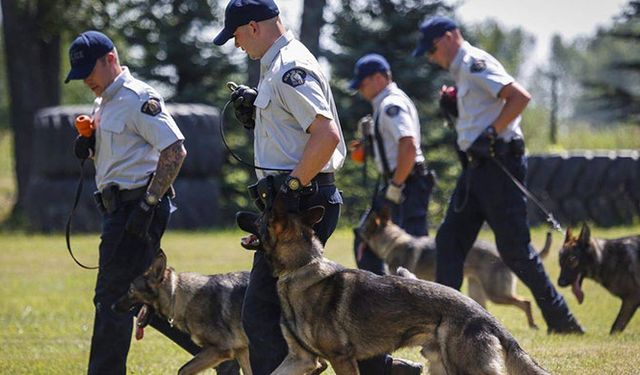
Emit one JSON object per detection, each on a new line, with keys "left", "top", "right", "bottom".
{"left": 356, "top": 242, "right": 367, "bottom": 262}
{"left": 572, "top": 276, "right": 584, "bottom": 304}
{"left": 135, "top": 305, "right": 149, "bottom": 340}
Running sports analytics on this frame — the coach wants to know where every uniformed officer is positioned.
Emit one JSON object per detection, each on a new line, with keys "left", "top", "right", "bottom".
{"left": 413, "top": 16, "right": 584, "bottom": 333}
{"left": 214, "top": 2, "right": 422, "bottom": 374}
{"left": 349, "top": 53, "right": 433, "bottom": 279}
{"left": 65, "top": 31, "right": 207, "bottom": 374}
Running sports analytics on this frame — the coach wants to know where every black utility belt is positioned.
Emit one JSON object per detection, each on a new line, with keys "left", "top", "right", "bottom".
{"left": 94, "top": 185, "right": 147, "bottom": 215}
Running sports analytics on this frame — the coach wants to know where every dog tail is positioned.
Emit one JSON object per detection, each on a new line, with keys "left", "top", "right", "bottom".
{"left": 396, "top": 267, "right": 418, "bottom": 279}
{"left": 503, "top": 337, "right": 551, "bottom": 375}
{"left": 538, "top": 232, "right": 552, "bottom": 260}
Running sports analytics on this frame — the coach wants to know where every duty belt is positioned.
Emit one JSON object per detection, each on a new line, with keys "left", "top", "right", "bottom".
{"left": 94, "top": 185, "right": 147, "bottom": 214}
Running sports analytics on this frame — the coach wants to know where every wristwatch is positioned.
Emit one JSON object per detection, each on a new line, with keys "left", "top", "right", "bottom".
{"left": 285, "top": 175, "right": 302, "bottom": 192}
{"left": 143, "top": 191, "right": 160, "bottom": 206}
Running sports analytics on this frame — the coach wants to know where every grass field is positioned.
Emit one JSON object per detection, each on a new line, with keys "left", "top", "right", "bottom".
{"left": 1, "top": 226, "right": 639, "bottom": 374}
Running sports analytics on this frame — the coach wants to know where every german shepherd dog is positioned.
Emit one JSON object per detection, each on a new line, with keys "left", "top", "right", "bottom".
{"left": 558, "top": 223, "right": 640, "bottom": 334}
{"left": 236, "top": 197, "right": 550, "bottom": 375}
{"left": 358, "top": 208, "right": 552, "bottom": 329}
{"left": 112, "top": 250, "right": 252, "bottom": 375}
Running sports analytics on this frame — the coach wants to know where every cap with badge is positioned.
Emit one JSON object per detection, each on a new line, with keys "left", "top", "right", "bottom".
{"left": 348, "top": 53, "right": 391, "bottom": 91}
{"left": 213, "top": 0, "right": 280, "bottom": 46}
{"left": 65, "top": 31, "right": 114, "bottom": 83}
{"left": 412, "top": 16, "right": 458, "bottom": 57}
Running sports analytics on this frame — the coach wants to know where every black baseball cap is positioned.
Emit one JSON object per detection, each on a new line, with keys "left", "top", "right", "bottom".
{"left": 213, "top": 0, "right": 280, "bottom": 46}
{"left": 349, "top": 54, "right": 391, "bottom": 90}
{"left": 65, "top": 31, "right": 114, "bottom": 83}
{"left": 413, "top": 16, "right": 458, "bottom": 57}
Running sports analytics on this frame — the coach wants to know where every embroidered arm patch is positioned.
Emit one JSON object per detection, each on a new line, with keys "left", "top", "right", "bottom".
{"left": 470, "top": 59, "right": 487, "bottom": 73}
{"left": 282, "top": 68, "right": 307, "bottom": 87}
{"left": 385, "top": 105, "right": 401, "bottom": 117}
{"left": 141, "top": 98, "right": 162, "bottom": 116}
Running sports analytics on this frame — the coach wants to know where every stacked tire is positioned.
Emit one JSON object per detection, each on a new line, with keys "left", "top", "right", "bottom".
{"left": 25, "top": 104, "right": 223, "bottom": 232}
{"left": 526, "top": 151, "right": 640, "bottom": 228}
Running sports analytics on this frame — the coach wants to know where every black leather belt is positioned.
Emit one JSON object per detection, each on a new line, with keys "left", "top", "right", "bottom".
{"left": 94, "top": 185, "right": 147, "bottom": 214}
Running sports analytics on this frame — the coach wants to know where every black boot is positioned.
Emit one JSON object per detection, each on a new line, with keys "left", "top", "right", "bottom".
{"left": 548, "top": 315, "right": 585, "bottom": 334}
{"left": 390, "top": 358, "right": 423, "bottom": 375}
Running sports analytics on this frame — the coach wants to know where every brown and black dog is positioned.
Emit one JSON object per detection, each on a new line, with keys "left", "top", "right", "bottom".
{"left": 558, "top": 223, "right": 640, "bottom": 334}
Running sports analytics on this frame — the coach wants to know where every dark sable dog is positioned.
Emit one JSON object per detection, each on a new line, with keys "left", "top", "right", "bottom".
{"left": 113, "top": 250, "right": 251, "bottom": 375}
{"left": 236, "top": 197, "right": 550, "bottom": 375}
{"left": 358, "top": 208, "right": 552, "bottom": 329}
{"left": 558, "top": 223, "right": 640, "bottom": 334}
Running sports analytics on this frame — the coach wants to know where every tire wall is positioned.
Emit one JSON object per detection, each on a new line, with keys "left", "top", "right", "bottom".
{"left": 526, "top": 151, "right": 640, "bottom": 228}
{"left": 26, "top": 104, "right": 224, "bottom": 232}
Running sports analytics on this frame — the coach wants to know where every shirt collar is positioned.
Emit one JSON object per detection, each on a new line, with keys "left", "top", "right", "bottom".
{"left": 101, "top": 66, "right": 131, "bottom": 101}
{"left": 448, "top": 41, "right": 469, "bottom": 78}
{"left": 260, "top": 30, "right": 295, "bottom": 73}
{"left": 372, "top": 82, "right": 398, "bottom": 111}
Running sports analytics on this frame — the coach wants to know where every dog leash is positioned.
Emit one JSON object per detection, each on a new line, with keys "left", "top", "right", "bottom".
{"left": 219, "top": 82, "right": 289, "bottom": 173}
{"left": 65, "top": 159, "right": 99, "bottom": 270}
{"left": 492, "top": 157, "right": 563, "bottom": 233}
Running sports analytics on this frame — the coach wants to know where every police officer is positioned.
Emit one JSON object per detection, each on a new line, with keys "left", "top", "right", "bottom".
{"left": 65, "top": 31, "right": 206, "bottom": 374}
{"left": 214, "top": 2, "right": 422, "bottom": 374}
{"left": 413, "top": 16, "right": 584, "bottom": 334}
{"left": 349, "top": 53, "right": 433, "bottom": 280}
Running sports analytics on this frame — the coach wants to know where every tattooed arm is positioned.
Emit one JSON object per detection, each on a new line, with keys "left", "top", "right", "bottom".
{"left": 147, "top": 140, "right": 187, "bottom": 198}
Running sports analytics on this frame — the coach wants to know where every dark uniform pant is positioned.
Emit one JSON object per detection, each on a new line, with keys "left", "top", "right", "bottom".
{"left": 87, "top": 196, "right": 239, "bottom": 375}
{"left": 435, "top": 151, "right": 576, "bottom": 329}
{"left": 242, "top": 185, "right": 342, "bottom": 375}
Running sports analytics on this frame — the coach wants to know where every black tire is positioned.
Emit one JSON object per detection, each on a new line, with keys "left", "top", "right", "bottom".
{"left": 170, "top": 178, "right": 222, "bottom": 229}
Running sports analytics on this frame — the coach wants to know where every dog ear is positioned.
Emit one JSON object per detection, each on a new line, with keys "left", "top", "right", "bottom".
{"left": 379, "top": 205, "right": 391, "bottom": 224}
{"left": 302, "top": 205, "right": 325, "bottom": 227}
{"left": 565, "top": 227, "right": 573, "bottom": 243}
{"left": 578, "top": 223, "right": 591, "bottom": 245}
{"left": 148, "top": 249, "right": 167, "bottom": 282}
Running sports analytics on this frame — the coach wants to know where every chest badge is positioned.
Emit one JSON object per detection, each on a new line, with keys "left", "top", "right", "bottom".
{"left": 282, "top": 68, "right": 307, "bottom": 87}
{"left": 470, "top": 59, "right": 487, "bottom": 73}
{"left": 141, "top": 98, "right": 162, "bottom": 116}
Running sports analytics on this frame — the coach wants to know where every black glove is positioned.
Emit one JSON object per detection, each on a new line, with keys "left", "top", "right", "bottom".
{"left": 467, "top": 125, "right": 497, "bottom": 161}
{"left": 439, "top": 85, "right": 458, "bottom": 128}
{"left": 73, "top": 135, "right": 95, "bottom": 160}
{"left": 276, "top": 181, "right": 301, "bottom": 213}
{"left": 230, "top": 85, "right": 258, "bottom": 129}
{"left": 125, "top": 199, "right": 156, "bottom": 238}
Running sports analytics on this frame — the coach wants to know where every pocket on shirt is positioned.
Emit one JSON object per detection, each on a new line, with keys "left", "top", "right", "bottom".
{"left": 99, "top": 121, "right": 126, "bottom": 159}
{"left": 254, "top": 84, "right": 272, "bottom": 137}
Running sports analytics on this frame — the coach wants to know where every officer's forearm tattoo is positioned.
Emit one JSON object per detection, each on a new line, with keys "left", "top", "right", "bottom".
{"left": 148, "top": 140, "right": 187, "bottom": 198}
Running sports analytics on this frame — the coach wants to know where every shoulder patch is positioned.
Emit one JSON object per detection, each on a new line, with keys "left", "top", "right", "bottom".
{"left": 385, "top": 105, "right": 401, "bottom": 117}
{"left": 282, "top": 68, "right": 307, "bottom": 87}
{"left": 470, "top": 59, "right": 487, "bottom": 73}
{"left": 141, "top": 98, "right": 162, "bottom": 116}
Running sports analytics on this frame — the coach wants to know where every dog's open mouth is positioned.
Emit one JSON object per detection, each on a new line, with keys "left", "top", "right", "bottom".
{"left": 241, "top": 234, "right": 261, "bottom": 250}
{"left": 571, "top": 273, "right": 585, "bottom": 304}
{"left": 135, "top": 304, "right": 151, "bottom": 340}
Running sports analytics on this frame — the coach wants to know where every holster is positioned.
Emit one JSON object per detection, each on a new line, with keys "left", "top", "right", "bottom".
{"left": 466, "top": 138, "right": 525, "bottom": 168}
{"left": 247, "top": 174, "right": 319, "bottom": 212}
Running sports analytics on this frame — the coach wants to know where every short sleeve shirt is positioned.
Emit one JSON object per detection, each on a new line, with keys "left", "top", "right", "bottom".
{"left": 253, "top": 31, "right": 346, "bottom": 179}
{"left": 371, "top": 82, "right": 425, "bottom": 172}
{"left": 449, "top": 41, "right": 523, "bottom": 151}
{"left": 91, "top": 67, "right": 184, "bottom": 191}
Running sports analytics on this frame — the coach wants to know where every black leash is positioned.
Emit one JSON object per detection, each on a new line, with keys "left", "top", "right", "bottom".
{"left": 492, "top": 157, "right": 563, "bottom": 232}
{"left": 221, "top": 82, "right": 289, "bottom": 173}
{"left": 65, "top": 159, "right": 99, "bottom": 270}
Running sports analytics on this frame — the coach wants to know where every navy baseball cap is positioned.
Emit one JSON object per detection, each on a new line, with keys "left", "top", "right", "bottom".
{"left": 213, "top": 0, "right": 280, "bottom": 46}
{"left": 348, "top": 53, "right": 391, "bottom": 90}
{"left": 413, "top": 16, "right": 458, "bottom": 57}
{"left": 65, "top": 31, "right": 114, "bottom": 83}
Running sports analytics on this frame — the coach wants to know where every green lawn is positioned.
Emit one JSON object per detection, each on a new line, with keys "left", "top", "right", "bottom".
{"left": 1, "top": 226, "right": 639, "bottom": 374}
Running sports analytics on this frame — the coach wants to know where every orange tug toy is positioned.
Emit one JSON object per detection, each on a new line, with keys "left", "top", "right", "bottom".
{"left": 75, "top": 114, "right": 94, "bottom": 137}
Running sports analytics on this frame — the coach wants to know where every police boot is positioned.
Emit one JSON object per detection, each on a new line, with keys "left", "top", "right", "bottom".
{"left": 547, "top": 315, "right": 585, "bottom": 335}
{"left": 390, "top": 358, "right": 423, "bottom": 375}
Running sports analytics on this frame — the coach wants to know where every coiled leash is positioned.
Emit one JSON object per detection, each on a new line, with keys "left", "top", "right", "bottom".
{"left": 220, "top": 82, "right": 288, "bottom": 173}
